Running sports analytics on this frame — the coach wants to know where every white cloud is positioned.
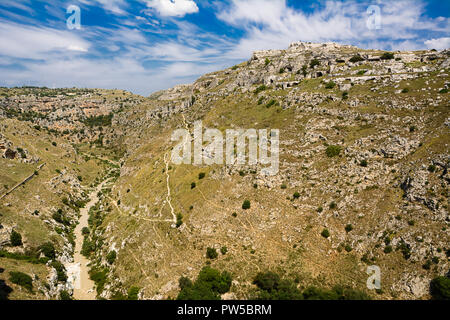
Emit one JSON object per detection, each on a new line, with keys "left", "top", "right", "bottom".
{"left": 0, "top": 21, "right": 90, "bottom": 59}
{"left": 79, "top": 0, "right": 127, "bottom": 15}
{"left": 216, "top": 0, "right": 450, "bottom": 59}
{"left": 425, "top": 37, "right": 450, "bottom": 50}
{"left": 144, "top": 0, "right": 199, "bottom": 17}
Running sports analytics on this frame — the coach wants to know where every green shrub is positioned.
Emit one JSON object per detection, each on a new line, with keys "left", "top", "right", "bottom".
{"left": 220, "top": 246, "right": 228, "bottom": 255}
{"left": 265, "top": 99, "right": 277, "bottom": 108}
{"left": 83, "top": 114, "right": 113, "bottom": 127}
{"left": 242, "top": 200, "right": 251, "bottom": 210}
{"left": 326, "top": 145, "right": 341, "bottom": 158}
{"left": 60, "top": 290, "right": 72, "bottom": 300}
{"left": 39, "top": 242, "right": 56, "bottom": 259}
{"left": 81, "top": 238, "right": 94, "bottom": 257}
{"left": 430, "top": 276, "right": 450, "bottom": 300}
{"left": 380, "top": 52, "right": 395, "bottom": 60}
{"left": 127, "top": 286, "right": 140, "bottom": 300}
{"left": 281, "top": 184, "right": 287, "bottom": 189}
{"left": 345, "top": 224, "right": 353, "bottom": 233}
{"left": 293, "top": 192, "right": 300, "bottom": 199}
{"left": 10, "top": 230, "right": 22, "bottom": 247}
{"left": 329, "top": 201, "right": 337, "bottom": 209}
{"left": 81, "top": 227, "right": 90, "bottom": 236}
{"left": 176, "top": 213, "right": 183, "bottom": 228}
{"left": 384, "top": 246, "right": 393, "bottom": 254}
{"left": 279, "top": 67, "right": 285, "bottom": 74}
{"left": 9, "top": 271, "right": 33, "bottom": 292}
{"left": 360, "top": 159, "right": 368, "bottom": 167}
{"left": 106, "top": 251, "right": 117, "bottom": 265}
{"left": 349, "top": 55, "right": 364, "bottom": 63}
{"left": 51, "top": 261, "right": 67, "bottom": 282}
{"left": 254, "top": 85, "right": 267, "bottom": 94}
{"left": 89, "top": 267, "right": 108, "bottom": 294}
{"left": 206, "top": 247, "right": 218, "bottom": 260}
{"left": 177, "top": 266, "right": 232, "bottom": 300}
{"left": 310, "top": 59, "right": 320, "bottom": 68}
{"left": 439, "top": 88, "right": 448, "bottom": 94}
{"left": 179, "top": 277, "right": 193, "bottom": 290}
{"left": 253, "top": 272, "right": 302, "bottom": 300}
{"left": 401, "top": 88, "right": 409, "bottom": 93}
{"left": 265, "top": 58, "right": 270, "bottom": 66}
{"left": 321, "top": 229, "right": 330, "bottom": 238}
{"left": 325, "top": 81, "right": 336, "bottom": 89}
{"left": 198, "top": 172, "right": 206, "bottom": 180}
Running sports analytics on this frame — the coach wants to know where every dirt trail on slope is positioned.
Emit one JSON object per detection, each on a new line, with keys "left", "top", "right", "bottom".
{"left": 73, "top": 181, "right": 107, "bottom": 300}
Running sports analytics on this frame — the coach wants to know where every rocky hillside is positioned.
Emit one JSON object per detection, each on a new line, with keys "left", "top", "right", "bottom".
{"left": 0, "top": 42, "right": 449, "bottom": 300}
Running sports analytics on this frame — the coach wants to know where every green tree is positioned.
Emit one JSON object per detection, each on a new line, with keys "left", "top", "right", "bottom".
{"left": 321, "top": 229, "right": 330, "bottom": 238}
{"left": 10, "top": 230, "right": 22, "bottom": 247}
{"left": 326, "top": 145, "right": 341, "bottom": 158}
{"left": 9, "top": 271, "right": 33, "bottom": 292}
{"left": 127, "top": 286, "right": 140, "bottom": 300}
{"left": 430, "top": 276, "right": 450, "bottom": 300}
{"left": 206, "top": 247, "right": 218, "bottom": 260}
{"left": 106, "top": 251, "right": 117, "bottom": 265}
{"left": 242, "top": 200, "right": 251, "bottom": 210}
{"left": 39, "top": 242, "right": 56, "bottom": 259}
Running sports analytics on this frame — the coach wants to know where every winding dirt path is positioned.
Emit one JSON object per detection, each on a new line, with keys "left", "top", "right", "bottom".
{"left": 164, "top": 153, "right": 177, "bottom": 225}
{"left": 72, "top": 181, "right": 107, "bottom": 300}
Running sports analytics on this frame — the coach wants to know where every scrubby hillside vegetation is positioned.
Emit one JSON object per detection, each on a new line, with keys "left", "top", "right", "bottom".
{"left": 1, "top": 42, "right": 449, "bottom": 300}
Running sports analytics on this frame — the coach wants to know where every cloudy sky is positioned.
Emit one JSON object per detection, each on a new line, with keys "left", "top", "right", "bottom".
{"left": 0, "top": 0, "right": 449, "bottom": 95}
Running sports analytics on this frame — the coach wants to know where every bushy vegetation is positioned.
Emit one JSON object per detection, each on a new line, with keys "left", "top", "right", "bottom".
{"left": 254, "top": 84, "right": 268, "bottom": 95}
{"left": 380, "top": 52, "right": 395, "bottom": 60}
{"left": 325, "top": 81, "right": 336, "bottom": 89}
{"left": 198, "top": 172, "right": 206, "bottom": 180}
{"left": 39, "top": 242, "right": 56, "bottom": 259}
{"left": 326, "top": 145, "right": 341, "bottom": 158}
{"left": 430, "top": 276, "right": 450, "bottom": 300}
{"left": 265, "top": 99, "right": 277, "bottom": 108}
{"left": 50, "top": 261, "right": 68, "bottom": 282}
{"left": 253, "top": 272, "right": 302, "bottom": 300}
{"left": 242, "top": 200, "right": 251, "bottom": 210}
{"left": 10, "top": 230, "right": 22, "bottom": 247}
{"left": 83, "top": 114, "right": 113, "bottom": 127}
{"left": 176, "top": 213, "right": 183, "bottom": 228}
{"left": 206, "top": 247, "right": 218, "bottom": 260}
{"left": 60, "top": 290, "right": 72, "bottom": 300}
{"left": 321, "top": 229, "right": 330, "bottom": 238}
{"left": 89, "top": 267, "right": 109, "bottom": 294}
{"left": 349, "top": 55, "right": 364, "bottom": 63}
{"left": 0, "top": 250, "right": 48, "bottom": 265}
{"left": 127, "top": 286, "right": 140, "bottom": 300}
{"left": 106, "top": 250, "right": 117, "bottom": 265}
{"left": 253, "top": 272, "right": 370, "bottom": 300}
{"left": 310, "top": 59, "right": 320, "bottom": 68}
{"left": 9, "top": 271, "right": 33, "bottom": 292}
{"left": 177, "top": 266, "right": 232, "bottom": 300}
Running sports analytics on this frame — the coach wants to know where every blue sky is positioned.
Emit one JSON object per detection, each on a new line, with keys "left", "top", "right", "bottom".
{"left": 0, "top": 0, "right": 449, "bottom": 95}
